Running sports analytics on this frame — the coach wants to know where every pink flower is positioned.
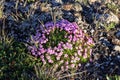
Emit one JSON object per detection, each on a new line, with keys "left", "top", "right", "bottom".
{"left": 39, "top": 44, "right": 43, "bottom": 48}
{"left": 46, "top": 55, "right": 51, "bottom": 60}
{"left": 60, "top": 27, "right": 63, "bottom": 31}
{"left": 75, "top": 53, "right": 77, "bottom": 56}
{"left": 61, "top": 66, "right": 64, "bottom": 71}
{"left": 75, "top": 46, "right": 78, "bottom": 49}
{"left": 54, "top": 52, "right": 58, "bottom": 56}
{"left": 60, "top": 60, "right": 64, "bottom": 63}
{"left": 40, "top": 55, "right": 44, "bottom": 59}
{"left": 78, "top": 63, "right": 81, "bottom": 67}
{"left": 35, "top": 54, "right": 38, "bottom": 57}
{"left": 77, "top": 50, "right": 82, "bottom": 56}
{"left": 63, "top": 44, "right": 67, "bottom": 49}
{"left": 58, "top": 43, "right": 62, "bottom": 49}
{"left": 76, "top": 57, "right": 80, "bottom": 61}
{"left": 90, "top": 58, "right": 93, "bottom": 62}
{"left": 58, "top": 51, "right": 63, "bottom": 57}
{"left": 31, "top": 50, "right": 35, "bottom": 55}
{"left": 73, "top": 59, "right": 77, "bottom": 63}
{"left": 73, "top": 29, "right": 78, "bottom": 34}
{"left": 90, "top": 49, "right": 92, "bottom": 54}
{"left": 71, "top": 56, "right": 74, "bottom": 60}
{"left": 65, "top": 35, "right": 67, "bottom": 38}
{"left": 43, "top": 60, "right": 46, "bottom": 65}
{"left": 65, "top": 26, "right": 71, "bottom": 31}
{"left": 65, "top": 61, "right": 69, "bottom": 65}
{"left": 71, "top": 64, "right": 75, "bottom": 68}
{"left": 56, "top": 48, "right": 60, "bottom": 52}
{"left": 83, "top": 53, "right": 88, "bottom": 59}
{"left": 87, "top": 38, "right": 94, "bottom": 45}
{"left": 73, "top": 36, "right": 77, "bottom": 42}
{"left": 65, "top": 65, "right": 69, "bottom": 71}
{"left": 78, "top": 46, "right": 82, "bottom": 50}
{"left": 48, "top": 59, "right": 53, "bottom": 63}
{"left": 43, "top": 39, "right": 48, "bottom": 43}
{"left": 28, "top": 19, "right": 95, "bottom": 69}
{"left": 41, "top": 58, "right": 45, "bottom": 62}
{"left": 71, "top": 60, "right": 73, "bottom": 63}
{"left": 68, "top": 39, "right": 71, "bottom": 42}
{"left": 56, "top": 56, "right": 60, "bottom": 60}
{"left": 40, "top": 48, "right": 46, "bottom": 53}
{"left": 68, "top": 35, "right": 72, "bottom": 40}
{"left": 54, "top": 47, "right": 57, "bottom": 50}
{"left": 85, "top": 49, "right": 87, "bottom": 53}
{"left": 37, "top": 51, "right": 41, "bottom": 55}
{"left": 42, "top": 34, "right": 46, "bottom": 39}
{"left": 47, "top": 48, "right": 53, "bottom": 54}
{"left": 64, "top": 54, "right": 68, "bottom": 58}
{"left": 66, "top": 43, "right": 73, "bottom": 50}
{"left": 45, "top": 22, "right": 54, "bottom": 28}
{"left": 46, "top": 32, "right": 49, "bottom": 35}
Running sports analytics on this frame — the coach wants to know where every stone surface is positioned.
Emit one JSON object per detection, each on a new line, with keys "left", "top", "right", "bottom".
{"left": 40, "top": 3, "right": 52, "bottom": 12}
{"left": 106, "top": 12, "right": 119, "bottom": 24}
{"left": 62, "top": 4, "right": 73, "bottom": 11}
{"left": 115, "top": 31, "right": 120, "bottom": 39}
{"left": 73, "top": 2, "right": 82, "bottom": 12}
{"left": 3, "top": 0, "right": 120, "bottom": 79}
{"left": 114, "top": 45, "right": 120, "bottom": 52}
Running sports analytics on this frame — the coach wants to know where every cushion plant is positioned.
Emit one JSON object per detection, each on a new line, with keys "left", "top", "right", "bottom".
{"left": 28, "top": 19, "right": 94, "bottom": 71}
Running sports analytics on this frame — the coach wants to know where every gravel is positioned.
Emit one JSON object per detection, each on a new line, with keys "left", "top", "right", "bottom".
{"left": 1, "top": 0, "right": 120, "bottom": 79}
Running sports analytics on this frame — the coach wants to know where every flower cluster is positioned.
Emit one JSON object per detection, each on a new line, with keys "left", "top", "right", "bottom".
{"left": 28, "top": 19, "right": 94, "bottom": 71}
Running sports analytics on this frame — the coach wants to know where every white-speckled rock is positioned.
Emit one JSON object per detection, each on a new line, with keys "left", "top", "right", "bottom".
{"left": 114, "top": 45, "right": 120, "bottom": 52}
{"left": 89, "top": 0, "right": 97, "bottom": 3}
{"left": 106, "top": 12, "right": 119, "bottom": 24}
{"left": 73, "top": 2, "right": 82, "bottom": 12}
{"left": 88, "top": 0, "right": 101, "bottom": 4}
{"left": 52, "top": 0, "right": 63, "bottom": 4}
{"left": 88, "top": 0, "right": 111, "bottom": 4}
{"left": 95, "top": 11, "right": 119, "bottom": 24}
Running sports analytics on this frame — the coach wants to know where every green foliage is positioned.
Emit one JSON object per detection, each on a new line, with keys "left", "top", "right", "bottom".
{"left": 0, "top": 39, "right": 35, "bottom": 80}
{"left": 104, "top": 22, "right": 116, "bottom": 31}
{"left": 27, "top": 0, "right": 35, "bottom": 3}
{"left": 106, "top": 3, "right": 119, "bottom": 14}
{"left": 0, "top": 0, "right": 3, "bottom": 19}
{"left": 34, "top": 64, "right": 58, "bottom": 80}
{"left": 44, "top": 28, "right": 68, "bottom": 48}
{"left": 75, "top": 0, "right": 88, "bottom": 5}
{"left": 29, "top": 20, "right": 94, "bottom": 73}
{"left": 106, "top": 75, "right": 120, "bottom": 80}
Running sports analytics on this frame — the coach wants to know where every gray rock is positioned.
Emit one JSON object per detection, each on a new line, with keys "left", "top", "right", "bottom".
{"left": 53, "top": 0, "right": 63, "bottom": 4}
{"left": 106, "top": 12, "right": 119, "bottom": 24}
{"left": 115, "top": 31, "right": 120, "bottom": 39}
{"left": 95, "top": 12, "right": 119, "bottom": 24}
{"left": 88, "top": 0, "right": 100, "bottom": 3}
{"left": 117, "top": 55, "right": 120, "bottom": 59}
{"left": 73, "top": 2, "right": 82, "bottom": 12}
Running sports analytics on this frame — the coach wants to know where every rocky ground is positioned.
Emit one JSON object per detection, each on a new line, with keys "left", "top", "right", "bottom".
{"left": 0, "top": 0, "right": 120, "bottom": 80}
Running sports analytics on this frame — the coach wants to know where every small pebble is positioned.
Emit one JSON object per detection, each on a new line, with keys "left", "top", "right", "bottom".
{"left": 115, "top": 31, "right": 120, "bottom": 39}
{"left": 114, "top": 45, "right": 120, "bottom": 52}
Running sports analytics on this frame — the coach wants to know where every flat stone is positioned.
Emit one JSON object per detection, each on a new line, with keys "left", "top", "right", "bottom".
{"left": 62, "top": 4, "right": 73, "bottom": 11}
{"left": 95, "top": 12, "right": 119, "bottom": 24}
{"left": 89, "top": 0, "right": 98, "bottom": 3}
{"left": 112, "top": 38, "right": 120, "bottom": 46}
{"left": 114, "top": 45, "right": 120, "bottom": 52}
{"left": 40, "top": 3, "right": 51, "bottom": 12}
{"left": 73, "top": 2, "right": 82, "bottom": 12}
{"left": 53, "top": 0, "right": 63, "bottom": 4}
{"left": 106, "top": 12, "right": 119, "bottom": 24}
{"left": 115, "top": 31, "right": 120, "bottom": 39}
